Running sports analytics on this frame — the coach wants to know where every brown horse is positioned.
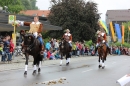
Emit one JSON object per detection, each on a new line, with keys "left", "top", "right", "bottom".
{"left": 97, "top": 35, "right": 108, "bottom": 69}
{"left": 59, "top": 36, "right": 71, "bottom": 66}
{"left": 22, "top": 33, "right": 43, "bottom": 75}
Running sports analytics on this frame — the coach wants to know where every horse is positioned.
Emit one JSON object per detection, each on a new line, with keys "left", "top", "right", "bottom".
{"left": 97, "top": 35, "right": 108, "bottom": 69}
{"left": 59, "top": 37, "right": 71, "bottom": 66}
{"left": 22, "top": 33, "right": 43, "bottom": 75}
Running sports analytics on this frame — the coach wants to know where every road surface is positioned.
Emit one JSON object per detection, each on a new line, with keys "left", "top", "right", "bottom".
{"left": 0, "top": 55, "right": 130, "bottom": 86}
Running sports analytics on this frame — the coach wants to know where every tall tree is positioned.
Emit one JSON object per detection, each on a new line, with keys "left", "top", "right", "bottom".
{"left": 21, "top": 0, "right": 32, "bottom": 10}
{"left": 30, "top": 0, "right": 38, "bottom": 10}
{"left": 0, "top": 0, "right": 24, "bottom": 13}
{"left": 48, "top": 0, "right": 100, "bottom": 42}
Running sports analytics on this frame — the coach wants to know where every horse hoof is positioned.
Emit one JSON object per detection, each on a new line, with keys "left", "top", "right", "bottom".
{"left": 24, "top": 71, "right": 27, "bottom": 75}
{"left": 66, "top": 62, "right": 69, "bottom": 66}
{"left": 98, "top": 65, "right": 102, "bottom": 68}
{"left": 38, "top": 68, "right": 41, "bottom": 73}
{"left": 32, "top": 70, "right": 36, "bottom": 75}
{"left": 102, "top": 66, "right": 105, "bottom": 69}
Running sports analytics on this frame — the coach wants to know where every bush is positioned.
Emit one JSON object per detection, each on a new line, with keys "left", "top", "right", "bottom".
{"left": 85, "top": 40, "right": 93, "bottom": 47}
{"left": 110, "top": 42, "right": 130, "bottom": 48}
{"left": 43, "top": 37, "right": 51, "bottom": 44}
{"left": 122, "top": 42, "right": 130, "bottom": 48}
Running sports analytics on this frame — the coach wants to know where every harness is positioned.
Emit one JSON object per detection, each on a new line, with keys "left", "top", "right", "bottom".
{"left": 23, "top": 36, "right": 38, "bottom": 51}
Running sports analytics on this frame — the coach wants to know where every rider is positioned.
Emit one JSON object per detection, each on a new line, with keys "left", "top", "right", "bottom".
{"left": 18, "top": 16, "right": 44, "bottom": 54}
{"left": 62, "top": 29, "right": 72, "bottom": 52}
{"left": 95, "top": 30, "right": 111, "bottom": 54}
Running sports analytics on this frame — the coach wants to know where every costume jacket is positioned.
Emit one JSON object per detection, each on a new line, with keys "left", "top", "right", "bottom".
{"left": 97, "top": 32, "right": 107, "bottom": 43}
{"left": 21, "top": 21, "right": 43, "bottom": 33}
{"left": 62, "top": 33, "right": 72, "bottom": 42}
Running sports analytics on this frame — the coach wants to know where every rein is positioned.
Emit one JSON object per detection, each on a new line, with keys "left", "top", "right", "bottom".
{"left": 23, "top": 39, "right": 36, "bottom": 51}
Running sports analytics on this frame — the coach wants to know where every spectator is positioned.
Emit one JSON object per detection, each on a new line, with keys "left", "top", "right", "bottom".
{"left": 54, "top": 40, "right": 59, "bottom": 51}
{"left": 45, "top": 41, "right": 51, "bottom": 50}
{"left": 43, "top": 50, "right": 47, "bottom": 60}
{"left": 9, "top": 38, "right": 14, "bottom": 60}
{"left": 3, "top": 36, "right": 11, "bottom": 62}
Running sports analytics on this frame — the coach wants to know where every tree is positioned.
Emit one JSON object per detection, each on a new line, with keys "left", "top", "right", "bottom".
{"left": 123, "top": 22, "right": 130, "bottom": 43}
{"left": 48, "top": 0, "right": 100, "bottom": 42}
{"left": 21, "top": 0, "right": 32, "bottom": 10}
{"left": 30, "top": 0, "right": 38, "bottom": 10}
{"left": 0, "top": 0, "right": 24, "bottom": 13}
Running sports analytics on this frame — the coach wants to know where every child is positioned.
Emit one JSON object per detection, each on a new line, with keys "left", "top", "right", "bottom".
{"left": 0, "top": 42, "right": 4, "bottom": 55}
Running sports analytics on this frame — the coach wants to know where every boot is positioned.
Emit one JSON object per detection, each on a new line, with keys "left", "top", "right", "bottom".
{"left": 21, "top": 43, "right": 25, "bottom": 54}
{"left": 107, "top": 47, "right": 111, "bottom": 55}
{"left": 70, "top": 46, "right": 72, "bottom": 52}
{"left": 40, "top": 45, "right": 44, "bottom": 55}
{"left": 95, "top": 47, "right": 98, "bottom": 54}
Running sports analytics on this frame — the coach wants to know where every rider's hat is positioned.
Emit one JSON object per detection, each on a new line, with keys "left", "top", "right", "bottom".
{"left": 96, "top": 30, "right": 101, "bottom": 34}
{"left": 66, "top": 29, "right": 70, "bottom": 32}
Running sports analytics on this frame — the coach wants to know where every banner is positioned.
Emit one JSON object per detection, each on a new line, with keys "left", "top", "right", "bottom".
{"left": 114, "top": 24, "right": 122, "bottom": 42}
{"left": 122, "top": 25, "right": 125, "bottom": 44}
{"left": 99, "top": 20, "right": 109, "bottom": 34}
{"left": 109, "top": 22, "right": 116, "bottom": 42}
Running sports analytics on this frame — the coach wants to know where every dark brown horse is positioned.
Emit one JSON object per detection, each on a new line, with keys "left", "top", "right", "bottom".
{"left": 97, "top": 35, "right": 108, "bottom": 69}
{"left": 59, "top": 36, "right": 71, "bottom": 66}
{"left": 22, "top": 33, "right": 43, "bottom": 75}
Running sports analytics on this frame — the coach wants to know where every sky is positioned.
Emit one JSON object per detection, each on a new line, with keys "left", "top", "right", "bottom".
{"left": 36, "top": 0, "right": 130, "bottom": 21}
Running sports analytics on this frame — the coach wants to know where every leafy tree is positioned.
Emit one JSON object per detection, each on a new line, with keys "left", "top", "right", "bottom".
{"left": 30, "top": 0, "right": 38, "bottom": 10}
{"left": 0, "top": 0, "right": 24, "bottom": 13}
{"left": 123, "top": 22, "right": 130, "bottom": 43}
{"left": 21, "top": 0, "right": 32, "bottom": 10}
{"left": 48, "top": 0, "right": 100, "bottom": 42}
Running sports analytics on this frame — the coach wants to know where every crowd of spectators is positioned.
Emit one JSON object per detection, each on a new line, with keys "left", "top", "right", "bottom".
{"left": 0, "top": 35, "right": 14, "bottom": 63}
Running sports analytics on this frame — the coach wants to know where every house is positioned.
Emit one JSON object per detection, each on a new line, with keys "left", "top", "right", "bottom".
{"left": 106, "top": 9, "right": 130, "bottom": 25}
{"left": 20, "top": 10, "right": 50, "bottom": 17}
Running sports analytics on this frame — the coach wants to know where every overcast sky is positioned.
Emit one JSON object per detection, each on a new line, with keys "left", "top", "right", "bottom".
{"left": 36, "top": 0, "right": 130, "bottom": 21}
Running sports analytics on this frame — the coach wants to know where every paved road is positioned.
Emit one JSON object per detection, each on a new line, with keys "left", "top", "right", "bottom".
{"left": 0, "top": 55, "right": 130, "bottom": 86}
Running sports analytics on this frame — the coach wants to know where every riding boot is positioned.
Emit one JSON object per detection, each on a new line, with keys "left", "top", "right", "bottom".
{"left": 95, "top": 47, "right": 98, "bottom": 54}
{"left": 40, "top": 45, "right": 44, "bottom": 55}
{"left": 69, "top": 46, "right": 72, "bottom": 52}
{"left": 21, "top": 43, "right": 25, "bottom": 54}
{"left": 107, "top": 47, "right": 111, "bottom": 55}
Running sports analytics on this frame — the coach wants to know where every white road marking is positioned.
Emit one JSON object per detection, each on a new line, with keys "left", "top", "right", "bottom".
{"left": 82, "top": 69, "right": 93, "bottom": 73}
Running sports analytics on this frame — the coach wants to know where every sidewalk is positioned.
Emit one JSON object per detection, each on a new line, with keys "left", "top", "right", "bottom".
{"left": 0, "top": 55, "right": 97, "bottom": 72}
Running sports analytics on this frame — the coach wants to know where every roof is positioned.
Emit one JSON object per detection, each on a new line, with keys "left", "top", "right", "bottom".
{"left": 20, "top": 10, "right": 50, "bottom": 17}
{"left": 0, "top": 13, "right": 62, "bottom": 31}
{"left": 106, "top": 9, "right": 130, "bottom": 24}
{"left": 0, "top": 23, "right": 62, "bottom": 31}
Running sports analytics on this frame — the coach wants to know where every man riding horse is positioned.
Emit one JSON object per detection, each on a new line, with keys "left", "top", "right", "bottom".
{"left": 62, "top": 29, "right": 72, "bottom": 52}
{"left": 18, "top": 16, "right": 44, "bottom": 54}
{"left": 59, "top": 29, "right": 72, "bottom": 65}
{"left": 95, "top": 30, "right": 111, "bottom": 54}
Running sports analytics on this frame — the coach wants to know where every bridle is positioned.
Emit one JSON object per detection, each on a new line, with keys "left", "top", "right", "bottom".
{"left": 23, "top": 35, "right": 36, "bottom": 51}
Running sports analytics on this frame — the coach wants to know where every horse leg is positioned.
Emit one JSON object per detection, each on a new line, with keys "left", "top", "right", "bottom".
{"left": 60, "top": 54, "right": 63, "bottom": 66}
{"left": 38, "top": 61, "right": 41, "bottom": 73}
{"left": 98, "top": 55, "right": 102, "bottom": 68}
{"left": 102, "top": 58, "right": 105, "bottom": 69}
{"left": 66, "top": 53, "right": 70, "bottom": 66}
{"left": 38, "top": 55, "right": 42, "bottom": 73}
{"left": 24, "top": 53, "right": 29, "bottom": 75}
{"left": 32, "top": 57, "right": 37, "bottom": 75}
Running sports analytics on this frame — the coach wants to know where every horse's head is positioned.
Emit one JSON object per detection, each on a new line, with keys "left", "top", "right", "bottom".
{"left": 22, "top": 33, "right": 35, "bottom": 46}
